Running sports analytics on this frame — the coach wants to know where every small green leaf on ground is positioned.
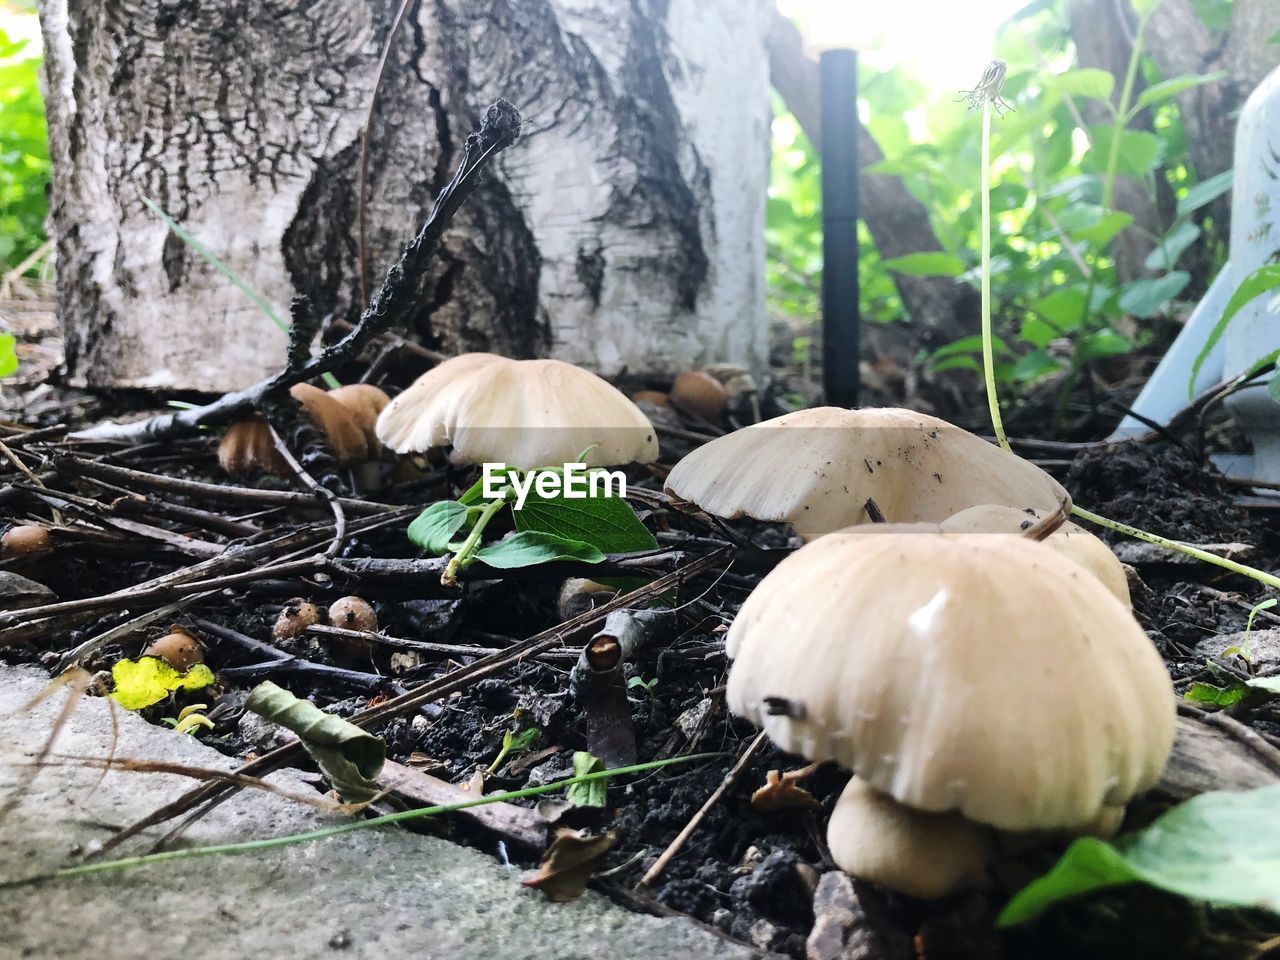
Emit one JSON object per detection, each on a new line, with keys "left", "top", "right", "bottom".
{"left": 0, "top": 332, "right": 17, "bottom": 377}
{"left": 566, "top": 751, "right": 608, "bottom": 807}
{"left": 1184, "top": 680, "right": 1247, "bottom": 707}
{"left": 245, "top": 680, "right": 385, "bottom": 802}
{"left": 473, "top": 531, "right": 605, "bottom": 569}
{"left": 998, "top": 785, "right": 1280, "bottom": 926}
{"left": 109, "top": 657, "right": 215, "bottom": 710}
{"left": 407, "top": 500, "right": 472, "bottom": 554}
{"left": 513, "top": 489, "right": 656, "bottom": 555}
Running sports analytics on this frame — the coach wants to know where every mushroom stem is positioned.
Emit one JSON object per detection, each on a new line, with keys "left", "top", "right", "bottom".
{"left": 441, "top": 496, "right": 508, "bottom": 586}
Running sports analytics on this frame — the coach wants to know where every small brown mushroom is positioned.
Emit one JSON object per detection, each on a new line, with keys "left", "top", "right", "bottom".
{"left": 1, "top": 524, "right": 52, "bottom": 558}
{"left": 143, "top": 627, "right": 205, "bottom": 672}
{"left": 217, "top": 383, "right": 368, "bottom": 478}
{"left": 328, "top": 596, "right": 378, "bottom": 633}
{"left": 669, "top": 371, "right": 727, "bottom": 422}
{"left": 328, "top": 383, "right": 392, "bottom": 456}
{"left": 273, "top": 599, "right": 321, "bottom": 641}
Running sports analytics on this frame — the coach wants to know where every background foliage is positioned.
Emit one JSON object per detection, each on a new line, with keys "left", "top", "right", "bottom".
{"left": 0, "top": 3, "right": 48, "bottom": 274}
{"left": 768, "top": 0, "right": 1236, "bottom": 400}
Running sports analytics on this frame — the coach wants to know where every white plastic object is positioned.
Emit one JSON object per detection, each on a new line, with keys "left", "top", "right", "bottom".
{"left": 1223, "top": 66, "right": 1280, "bottom": 481}
{"left": 1111, "top": 64, "right": 1280, "bottom": 481}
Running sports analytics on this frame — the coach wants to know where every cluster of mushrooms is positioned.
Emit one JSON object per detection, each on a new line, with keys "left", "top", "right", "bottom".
{"left": 216, "top": 356, "right": 1176, "bottom": 900}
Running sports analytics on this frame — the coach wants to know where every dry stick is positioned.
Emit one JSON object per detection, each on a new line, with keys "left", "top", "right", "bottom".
{"left": 195, "top": 619, "right": 389, "bottom": 694}
{"left": 355, "top": 0, "right": 421, "bottom": 306}
{"left": 1178, "top": 701, "right": 1280, "bottom": 776}
{"left": 72, "top": 100, "right": 522, "bottom": 446}
{"left": 57, "top": 456, "right": 400, "bottom": 516}
{"left": 637, "top": 730, "right": 770, "bottom": 889}
{"left": 97, "top": 548, "right": 729, "bottom": 856}
{"left": 79, "top": 480, "right": 261, "bottom": 539}
{"left": 0, "top": 437, "right": 62, "bottom": 524}
{"left": 266, "top": 424, "right": 347, "bottom": 558}
{"left": 55, "top": 599, "right": 209, "bottom": 671}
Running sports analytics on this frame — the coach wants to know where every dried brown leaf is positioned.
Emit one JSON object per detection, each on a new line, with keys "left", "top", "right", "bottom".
{"left": 522, "top": 827, "right": 618, "bottom": 902}
{"left": 751, "top": 765, "right": 821, "bottom": 813}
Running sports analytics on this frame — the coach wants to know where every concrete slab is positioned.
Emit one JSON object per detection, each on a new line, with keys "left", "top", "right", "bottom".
{"left": 0, "top": 664, "right": 755, "bottom": 960}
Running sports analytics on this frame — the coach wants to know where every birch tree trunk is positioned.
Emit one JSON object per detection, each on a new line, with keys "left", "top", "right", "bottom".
{"left": 40, "top": 0, "right": 771, "bottom": 392}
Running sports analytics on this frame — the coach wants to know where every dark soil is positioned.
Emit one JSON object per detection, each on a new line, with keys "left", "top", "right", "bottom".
{"left": 4, "top": 391, "right": 1280, "bottom": 960}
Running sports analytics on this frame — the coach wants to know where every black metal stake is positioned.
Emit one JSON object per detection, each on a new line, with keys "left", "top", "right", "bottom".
{"left": 819, "top": 48, "right": 861, "bottom": 408}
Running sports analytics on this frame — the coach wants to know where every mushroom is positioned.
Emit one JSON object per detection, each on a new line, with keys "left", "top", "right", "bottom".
{"left": 940, "top": 503, "right": 1130, "bottom": 605}
{"left": 143, "top": 627, "right": 205, "bottom": 672}
{"left": 273, "top": 599, "right": 321, "bottom": 641}
{"left": 826, "top": 777, "right": 994, "bottom": 900}
{"left": 218, "top": 383, "right": 368, "bottom": 477}
{"left": 670, "top": 371, "right": 727, "bottom": 422}
{"left": 665, "top": 407, "right": 1067, "bottom": 540}
{"left": 631, "top": 390, "right": 670, "bottom": 408}
{"left": 1, "top": 524, "right": 52, "bottom": 558}
{"left": 375, "top": 353, "right": 658, "bottom": 469}
{"left": 329, "top": 596, "right": 378, "bottom": 633}
{"left": 328, "top": 383, "right": 391, "bottom": 456}
{"left": 726, "top": 530, "right": 1174, "bottom": 897}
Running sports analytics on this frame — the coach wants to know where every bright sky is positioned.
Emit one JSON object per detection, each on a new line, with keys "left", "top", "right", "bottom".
{"left": 777, "top": 0, "right": 1031, "bottom": 88}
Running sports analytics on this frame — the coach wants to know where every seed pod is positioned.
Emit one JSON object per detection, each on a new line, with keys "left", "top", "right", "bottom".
{"left": 328, "top": 596, "right": 378, "bottom": 633}
{"left": 143, "top": 627, "right": 205, "bottom": 672}
{"left": 2, "top": 525, "right": 53, "bottom": 557}
{"left": 273, "top": 599, "right": 321, "bottom": 641}
{"left": 670, "top": 371, "right": 727, "bottom": 422}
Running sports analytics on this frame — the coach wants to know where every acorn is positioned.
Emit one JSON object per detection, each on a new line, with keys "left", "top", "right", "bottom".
{"left": 2, "top": 524, "right": 52, "bottom": 558}
{"left": 670, "top": 371, "right": 727, "bottom": 422}
{"left": 328, "top": 596, "right": 378, "bottom": 633}
{"left": 143, "top": 627, "right": 205, "bottom": 672}
{"left": 273, "top": 599, "right": 321, "bottom": 642}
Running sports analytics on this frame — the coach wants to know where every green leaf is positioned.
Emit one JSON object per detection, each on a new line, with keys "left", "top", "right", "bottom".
{"left": 1074, "top": 211, "right": 1134, "bottom": 247}
{"left": 999, "top": 785, "right": 1280, "bottom": 926}
{"left": 505, "top": 727, "right": 541, "bottom": 752}
{"left": 109, "top": 657, "right": 216, "bottom": 711}
{"left": 1119, "top": 272, "right": 1190, "bottom": 318}
{"left": 0, "top": 332, "right": 16, "bottom": 377}
{"left": 1185, "top": 680, "right": 1247, "bottom": 707}
{"left": 931, "top": 334, "right": 1009, "bottom": 360}
{"left": 1189, "top": 263, "right": 1280, "bottom": 397}
{"left": 407, "top": 501, "right": 472, "bottom": 554}
{"left": 473, "top": 531, "right": 605, "bottom": 570}
{"left": 1032, "top": 288, "right": 1088, "bottom": 331}
{"left": 1132, "top": 72, "right": 1225, "bottom": 113}
{"left": 1270, "top": 29, "right": 1280, "bottom": 45}
{"left": 1077, "top": 329, "right": 1134, "bottom": 362}
{"left": 513, "top": 485, "right": 656, "bottom": 555}
{"left": 880, "top": 252, "right": 966, "bottom": 277}
{"left": 566, "top": 752, "right": 608, "bottom": 807}
{"left": 1144, "top": 222, "right": 1201, "bottom": 271}
{"left": 1085, "top": 128, "right": 1165, "bottom": 178}
{"left": 1012, "top": 349, "right": 1062, "bottom": 382}
{"left": 1177, "top": 169, "right": 1233, "bottom": 217}
{"left": 245, "top": 680, "right": 385, "bottom": 802}
{"left": 1045, "top": 68, "right": 1115, "bottom": 102}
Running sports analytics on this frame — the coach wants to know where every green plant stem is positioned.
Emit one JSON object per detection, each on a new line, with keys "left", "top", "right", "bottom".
{"left": 980, "top": 100, "right": 1010, "bottom": 452}
{"left": 4, "top": 753, "right": 718, "bottom": 889}
{"left": 442, "top": 496, "right": 508, "bottom": 585}
{"left": 1100, "top": 4, "right": 1155, "bottom": 213}
{"left": 1071, "top": 506, "right": 1280, "bottom": 591}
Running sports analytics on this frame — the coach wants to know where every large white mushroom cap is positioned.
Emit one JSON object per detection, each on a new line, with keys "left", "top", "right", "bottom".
{"left": 664, "top": 407, "right": 1068, "bottom": 540}
{"left": 375, "top": 353, "right": 658, "bottom": 469}
{"left": 940, "top": 504, "right": 1130, "bottom": 605}
{"left": 726, "top": 531, "right": 1175, "bottom": 832}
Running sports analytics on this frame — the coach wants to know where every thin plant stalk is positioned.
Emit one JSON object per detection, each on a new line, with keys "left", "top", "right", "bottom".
{"left": 970, "top": 56, "right": 1279, "bottom": 596}
{"left": 3, "top": 753, "right": 717, "bottom": 888}
{"left": 980, "top": 99, "right": 1010, "bottom": 452}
